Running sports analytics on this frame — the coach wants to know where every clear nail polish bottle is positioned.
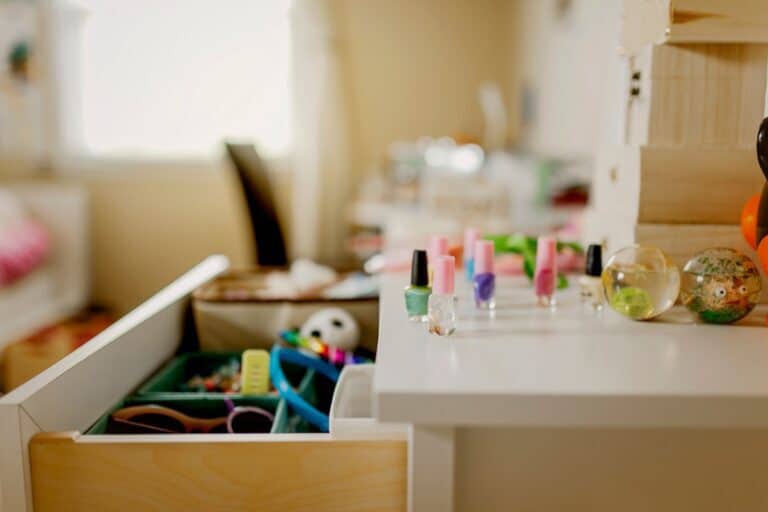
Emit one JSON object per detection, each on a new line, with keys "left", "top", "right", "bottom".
{"left": 404, "top": 249, "right": 431, "bottom": 321}
{"left": 578, "top": 244, "right": 604, "bottom": 310}
{"left": 534, "top": 236, "right": 557, "bottom": 307}
{"left": 428, "top": 255, "right": 457, "bottom": 336}
{"left": 473, "top": 240, "right": 495, "bottom": 309}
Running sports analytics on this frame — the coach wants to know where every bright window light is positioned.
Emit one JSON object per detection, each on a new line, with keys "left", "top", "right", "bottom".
{"left": 71, "top": 0, "right": 292, "bottom": 159}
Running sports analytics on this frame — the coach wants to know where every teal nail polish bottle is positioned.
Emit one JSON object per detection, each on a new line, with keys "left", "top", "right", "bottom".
{"left": 405, "top": 250, "right": 431, "bottom": 322}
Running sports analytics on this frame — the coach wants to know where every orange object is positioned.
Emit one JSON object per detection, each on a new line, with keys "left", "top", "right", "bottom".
{"left": 757, "top": 236, "right": 768, "bottom": 274}
{"left": 1, "top": 311, "right": 112, "bottom": 391}
{"left": 741, "top": 193, "right": 761, "bottom": 249}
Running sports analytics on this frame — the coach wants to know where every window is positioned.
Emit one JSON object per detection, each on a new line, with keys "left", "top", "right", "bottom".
{"left": 57, "top": 0, "right": 292, "bottom": 160}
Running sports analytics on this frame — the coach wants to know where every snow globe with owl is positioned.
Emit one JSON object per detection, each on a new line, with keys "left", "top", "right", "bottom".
{"left": 680, "top": 248, "right": 762, "bottom": 324}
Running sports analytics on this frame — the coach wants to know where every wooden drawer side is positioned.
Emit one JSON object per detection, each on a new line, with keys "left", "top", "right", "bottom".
{"left": 30, "top": 432, "right": 407, "bottom": 512}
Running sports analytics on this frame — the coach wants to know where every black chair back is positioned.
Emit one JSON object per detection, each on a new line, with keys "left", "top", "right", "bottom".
{"left": 226, "top": 143, "right": 288, "bottom": 266}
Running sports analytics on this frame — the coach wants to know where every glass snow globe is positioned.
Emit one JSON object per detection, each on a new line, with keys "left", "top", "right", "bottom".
{"left": 602, "top": 245, "right": 680, "bottom": 320}
{"left": 680, "top": 247, "right": 762, "bottom": 324}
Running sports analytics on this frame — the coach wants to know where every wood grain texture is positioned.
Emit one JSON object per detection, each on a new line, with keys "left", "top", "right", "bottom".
{"left": 30, "top": 433, "right": 406, "bottom": 512}
{"left": 591, "top": 145, "right": 763, "bottom": 225}
{"left": 627, "top": 43, "right": 768, "bottom": 148}
{"left": 622, "top": 0, "right": 768, "bottom": 53}
{"left": 634, "top": 223, "right": 755, "bottom": 262}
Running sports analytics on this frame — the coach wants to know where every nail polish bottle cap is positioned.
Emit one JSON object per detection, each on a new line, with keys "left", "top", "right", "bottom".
{"left": 432, "top": 255, "right": 455, "bottom": 295}
{"left": 410, "top": 249, "right": 429, "bottom": 287}
{"left": 585, "top": 244, "right": 603, "bottom": 277}
{"left": 429, "top": 236, "right": 449, "bottom": 264}
{"left": 535, "top": 236, "right": 557, "bottom": 273}
{"left": 474, "top": 240, "right": 494, "bottom": 275}
{"left": 463, "top": 228, "right": 479, "bottom": 259}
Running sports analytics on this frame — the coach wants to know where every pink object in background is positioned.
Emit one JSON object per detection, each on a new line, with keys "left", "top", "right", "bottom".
{"left": 495, "top": 253, "right": 524, "bottom": 275}
{"left": 0, "top": 220, "right": 51, "bottom": 287}
{"left": 428, "top": 235, "right": 449, "bottom": 265}
{"left": 557, "top": 247, "right": 584, "bottom": 272}
{"left": 432, "top": 255, "right": 455, "bottom": 294}
{"left": 534, "top": 236, "right": 557, "bottom": 303}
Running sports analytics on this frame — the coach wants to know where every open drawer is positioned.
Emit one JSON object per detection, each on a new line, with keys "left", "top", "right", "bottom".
{"left": 0, "top": 256, "right": 406, "bottom": 512}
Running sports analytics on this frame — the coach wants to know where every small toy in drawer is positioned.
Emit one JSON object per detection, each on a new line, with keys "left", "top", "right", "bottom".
{"left": 281, "top": 307, "right": 373, "bottom": 366}
{"left": 241, "top": 349, "right": 270, "bottom": 395}
{"left": 137, "top": 352, "right": 246, "bottom": 396}
{"left": 299, "top": 307, "right": 360, "bottom": 352}
{"left": 178, "top": 355, "right": 242, "bottom": 393}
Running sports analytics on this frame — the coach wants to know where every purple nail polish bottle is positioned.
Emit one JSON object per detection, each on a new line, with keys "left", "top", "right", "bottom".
{"left": 473, "top": 240, "right": 495, "bottom": 310}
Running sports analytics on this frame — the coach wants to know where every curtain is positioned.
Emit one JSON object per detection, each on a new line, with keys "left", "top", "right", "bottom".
{"left": 290, "top": 0, "right": 353, "bottom": 266}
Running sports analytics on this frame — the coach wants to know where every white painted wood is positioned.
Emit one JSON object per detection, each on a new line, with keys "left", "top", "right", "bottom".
{"left": 330, "top": 365, "right": 407, "bottom": 440}
{"left": 0, "top": 255, "right": 229, "bottom": 512}
{"left": 409, "top": 426, "right": 454, "bottom": 512}
{"left": 374, "top": 272, "right": 768, "bottom": 427}
{"left": 0, "top": 404, "right": 40, "bottom": 512}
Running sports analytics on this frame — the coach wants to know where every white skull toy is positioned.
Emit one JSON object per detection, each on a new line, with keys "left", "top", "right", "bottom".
{"left": 299, "top": 308, "right": 360, "bottom": 351}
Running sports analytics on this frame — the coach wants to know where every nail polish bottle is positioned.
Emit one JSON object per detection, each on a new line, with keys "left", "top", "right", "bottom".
{"left": 534, "top": 236, "right": 557, "bottom": 307}
{"left": 428, "top": 235, "right": 450, "bottom": 282}
{"left": 428, "top": 235, "right": 449, "bottom": 265}
{"left": 473, "top": 240, "right": 495, "bottom": 309}
{"left": 428, "top": 255, "right": 456, "bottom": 336}
{"left": 404, "top": 249, "right": 431, "bottom": 322}
{"left": 463, "top": 228, "right": 479, "bottom": 281}
{"left": 578, "top": 244, "right": 604, "bottom": 310}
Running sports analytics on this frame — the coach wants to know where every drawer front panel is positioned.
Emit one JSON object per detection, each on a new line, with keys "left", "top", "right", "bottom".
{"left": 31, "top": 433, "right": 406, "bottom": 512}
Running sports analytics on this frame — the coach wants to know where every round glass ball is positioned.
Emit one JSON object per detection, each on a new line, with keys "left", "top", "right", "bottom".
{"left": 602, "top": 245, "right": 680, "bottom": 320}
{"left": 680, "top": 247, "right": 762, "bottom": 324}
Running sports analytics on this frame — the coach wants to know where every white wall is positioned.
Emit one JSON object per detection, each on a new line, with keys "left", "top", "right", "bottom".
{"left": 507, "top": 0, "right": 625, "bottom": 158}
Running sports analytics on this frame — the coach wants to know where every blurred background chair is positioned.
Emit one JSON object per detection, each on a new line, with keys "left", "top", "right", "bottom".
{"left": 226, "top": 143, "right": 288, "bottom": 267}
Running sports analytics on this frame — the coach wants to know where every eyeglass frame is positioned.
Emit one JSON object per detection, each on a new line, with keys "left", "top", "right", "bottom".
{"left": 110, "top": 398, "right": 275, "bottom": 434}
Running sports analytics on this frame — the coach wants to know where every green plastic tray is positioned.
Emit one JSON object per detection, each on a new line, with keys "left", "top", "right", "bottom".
{"left": 87, "top": 356, "right": 318, "bottom": 435}
{"left": 136, "top": 351, "right": 310, "bottom": 400}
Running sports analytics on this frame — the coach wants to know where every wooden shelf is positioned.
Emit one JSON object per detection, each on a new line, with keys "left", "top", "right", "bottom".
{"left": 622, "top": 0, "right": 768, "bottom": 54}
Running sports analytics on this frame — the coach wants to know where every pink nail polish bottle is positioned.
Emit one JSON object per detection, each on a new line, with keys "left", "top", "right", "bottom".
{"left": 428, "top": 236, "right": 449, "bottom": 265}
{"left": 428, "top": 235, "right": 450, "bottom": 282}
{"left": 534, "top": 236, "right": 557, "bottom": 307}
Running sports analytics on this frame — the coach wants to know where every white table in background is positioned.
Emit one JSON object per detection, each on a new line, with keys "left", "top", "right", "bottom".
{"left": 374, "top": 273, "right": 768, "bottom": 512}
